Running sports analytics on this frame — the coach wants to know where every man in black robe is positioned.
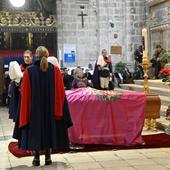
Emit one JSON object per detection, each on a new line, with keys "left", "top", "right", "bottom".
{"left": 134, "top": 45, "right": 144, "bottom": 79}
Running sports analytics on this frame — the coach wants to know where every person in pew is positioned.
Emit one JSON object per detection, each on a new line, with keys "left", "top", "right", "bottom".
{"left": 8, "top": 50, "right": 33, "bottom": 122}
{"left": 12, "top": 46, "right": 72, "bottom": 166}
{"left": 84, "top": 68, "right": 92, "bottom": 80}
{"left": 72, "top": 67, "right": 89, "bottom": 88}
{"left": 61, "top": 67, "right": 74, "bottom": 90}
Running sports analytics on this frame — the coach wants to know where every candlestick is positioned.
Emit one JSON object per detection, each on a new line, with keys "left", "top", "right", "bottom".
{"left": 142, "top": 28, "right": 148, "bottom": 54}
{"left": 141, "top": 28, "right": 156, "bottom": 131}
{"left": 141, "top": 28, "right": 151, "bottom": 93}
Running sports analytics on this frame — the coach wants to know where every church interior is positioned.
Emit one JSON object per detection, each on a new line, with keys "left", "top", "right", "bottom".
{"left": 0, "top": 0, "right": 170, "bottom": 169}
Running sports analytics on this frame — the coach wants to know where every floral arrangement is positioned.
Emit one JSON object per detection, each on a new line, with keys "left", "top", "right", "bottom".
{"left": 159, "top": 68, "right": 170, "bottom": 118}
{"left": 159, "top": 68, "right": 170, "bottom": 82}
{"left": 88, "top": 87, "right": 122, "bottom": 101}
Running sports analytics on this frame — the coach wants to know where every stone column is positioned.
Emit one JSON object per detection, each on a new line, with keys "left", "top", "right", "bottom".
{"left": 96, "top": 0, "right": 109, "bottom": 53}
{"left": 125, "top": 0, "right": 145, "bottom": 68}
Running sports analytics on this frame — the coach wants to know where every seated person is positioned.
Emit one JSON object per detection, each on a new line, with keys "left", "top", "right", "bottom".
{"left": 84, "top": 69, "right": 92, "bottom": 80}
{"left": 72, "top": 68, "right": 89, "bottom": 88}
{"left": 122, "top": 67, "right": 132, "bottom": 83}
{"left": 61, "top": 68, "right": 74, "bottom": 90}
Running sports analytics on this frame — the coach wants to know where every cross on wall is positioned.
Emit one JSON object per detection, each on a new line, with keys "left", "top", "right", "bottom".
{"left": 78, "top": 11, "right": 87, "bottom": 28}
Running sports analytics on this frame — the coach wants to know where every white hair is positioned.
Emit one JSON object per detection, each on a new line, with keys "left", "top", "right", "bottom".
{"left": 9, "top": 61, "right": 23, "bottom": 83}
{"left": 47, "top": 56, "right": 60, "bottom": 69}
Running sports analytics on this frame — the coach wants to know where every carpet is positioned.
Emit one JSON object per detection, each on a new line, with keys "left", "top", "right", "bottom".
{"left": 8, "top": 133, "right": 170, "bottom": 158}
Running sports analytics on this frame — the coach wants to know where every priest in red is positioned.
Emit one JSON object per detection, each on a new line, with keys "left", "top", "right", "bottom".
{"left": 13, "top": 46, "right": 72, "bottom": 166}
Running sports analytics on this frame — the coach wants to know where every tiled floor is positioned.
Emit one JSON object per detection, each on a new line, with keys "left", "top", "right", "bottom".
{"left": 1, "top": 107, "right": 170, "bottom": 170}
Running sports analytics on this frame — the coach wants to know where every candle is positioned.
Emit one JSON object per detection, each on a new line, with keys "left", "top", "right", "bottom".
{"left": 142, "top": 28, "right": 148, "bottom": 54}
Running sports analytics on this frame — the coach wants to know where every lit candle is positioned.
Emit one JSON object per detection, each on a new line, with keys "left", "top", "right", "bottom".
{"left": 142, "top": 28, "right": 148, "bottom": 54}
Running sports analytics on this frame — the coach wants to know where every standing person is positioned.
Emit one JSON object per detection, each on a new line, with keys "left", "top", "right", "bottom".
{"left": 134, "top": 45, "right": 143, "bottom": 65}
{"left": 20, "top": 50, "right": 33, "bottom": 72}
{"left": 92, "top": 49, "right": 113, "bottom": 90}
{"left": 3, "top": 71, "right": 10, "bottom": 106}
{"left": 8, "top": 50, "right": 33, "bottom": 121}
{"left": 13, "top": 46, "right": 72, "bottom": 166}
{"left": 134, "top": 45, "right": 144, "bottom": 79}
{"left": 151, "top": 45, "right": 166, "bottom": 79}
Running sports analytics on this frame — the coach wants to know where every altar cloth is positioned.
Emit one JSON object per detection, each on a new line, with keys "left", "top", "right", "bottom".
{"left": 66, "top": 88, "right": 147, "bottom": 146}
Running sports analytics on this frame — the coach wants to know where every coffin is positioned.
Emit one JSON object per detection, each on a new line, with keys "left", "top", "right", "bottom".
{"left": 66, "top": 88, "right": 146, "bottom": 145}
{"left": 145, "top": 94, "right": 161, "bottom": 119}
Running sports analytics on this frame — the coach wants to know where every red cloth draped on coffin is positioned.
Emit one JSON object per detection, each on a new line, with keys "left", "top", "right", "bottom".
{"left": 66, "top": 88, "right": 146, "bottom": 145}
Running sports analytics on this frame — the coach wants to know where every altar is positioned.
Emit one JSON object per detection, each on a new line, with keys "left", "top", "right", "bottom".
{"left": 66, "top": 88, "right": 147, "bottom": 146}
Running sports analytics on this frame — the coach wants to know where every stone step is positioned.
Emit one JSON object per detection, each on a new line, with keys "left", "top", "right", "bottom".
{"left": 117, "top": 87, "right": 169, "bottom": 109}
{"left": 134, "top": 79, "right": 170, "bottom": 89}
{"left": 116, "top": 87, "right": 169, "bottom": 114}
{"left": 120, "top": 84, "right": 170, "bottom": 97}
{"left": 160, "top": 105, "right": 168, "bottom": 116}
{"left": 118, "top": 81, "right": 170, "bottom": 132}
{"left": 160, "top": 96, "right": 170, "bottom": 107}
{"left": 156, "top": 117, "right": 170, "bottom": 132}
{"left": 156, "top": 107, "right": 170, "bottom": 133}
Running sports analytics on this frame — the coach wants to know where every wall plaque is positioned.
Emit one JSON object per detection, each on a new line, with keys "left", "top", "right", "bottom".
{"left": 111, "top": 46, "right": 122, "bottom": 54}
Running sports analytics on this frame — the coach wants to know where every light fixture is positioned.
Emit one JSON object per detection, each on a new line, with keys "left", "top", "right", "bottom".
{"left": 9, "top": 0, "right": 25, "bottom": 8}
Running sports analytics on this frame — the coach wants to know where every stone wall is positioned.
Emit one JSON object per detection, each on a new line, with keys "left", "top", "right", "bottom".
{"left": 146, "top": 0, "right": 170, "bottom": 57}
{"left": 57, "top": 0, "right": 145, "bottom": 70}
{"left": 57, "top": 0, "right": 98, "bottom": 68}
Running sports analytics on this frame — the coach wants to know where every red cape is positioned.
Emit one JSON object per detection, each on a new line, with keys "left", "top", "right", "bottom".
{"left": 104, "top": 57, "right": 112, "bottom": 63}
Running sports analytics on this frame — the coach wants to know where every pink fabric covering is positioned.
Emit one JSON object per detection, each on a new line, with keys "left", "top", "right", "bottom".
{"left": 66, "top": 88, "right": 146, "bottom": 146}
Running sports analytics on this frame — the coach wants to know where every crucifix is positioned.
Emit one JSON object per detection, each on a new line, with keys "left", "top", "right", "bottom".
{"left": 78, "top": 11, "right": 87, "bottom": 28}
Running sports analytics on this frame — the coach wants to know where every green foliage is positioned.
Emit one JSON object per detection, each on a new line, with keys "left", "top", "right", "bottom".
{"left": 114, "top": 62, "right": 126, "bottom": 73}
{"left": 160, "top": 51, "right": 170, "bottom": 64}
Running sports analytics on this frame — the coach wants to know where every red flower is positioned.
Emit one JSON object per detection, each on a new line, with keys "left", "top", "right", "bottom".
{"left": 160, "top": 68, "right": 170, "bottom": 77}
